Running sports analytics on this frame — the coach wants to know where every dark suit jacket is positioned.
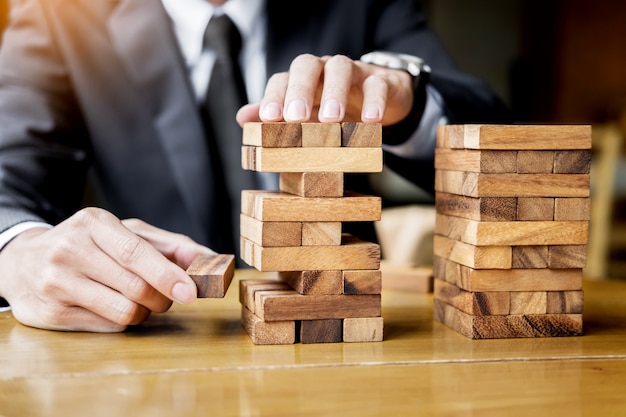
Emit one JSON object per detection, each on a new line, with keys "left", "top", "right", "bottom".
{"left": 0, "top": 0, "right": 510, "bottom": 255}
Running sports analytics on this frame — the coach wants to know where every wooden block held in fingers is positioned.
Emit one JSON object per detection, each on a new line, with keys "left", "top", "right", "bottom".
{"left": 240, "top": 213, "right": 302, "bottom": 247}
{"left": 343, "top": 317, "right": 384, "bottom": 342}
{"left": 435, "top": 192, "right": 517, "bottom": 222}
{"left": 278, "top": 270, "right": 343, "bottom": 295}
{"left": 186, "top": 253, "right": 235, "bottom": 298}
{"left": 242, "top": 122, "right": 302, "bottom": 147}
{"left": 300, "top": 319, "right": 343, "bottom": 343}
{"left": 343, "top": 269, "right": 382, "bottom": 294}
{"left": 241, "top": 307, "right": 296, "bottom": 345}
{"left": 341, "top": 122, "right": 382, "bottom": 147}
{"left": 301, "top": 122, "right": 341, "bottom": 147}
{"left": 279, "top": 172, "right": 344, "bottom": 197}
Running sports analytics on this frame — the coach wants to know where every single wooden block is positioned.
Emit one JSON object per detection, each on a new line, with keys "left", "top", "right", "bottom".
{"left": 436, "top": 124, "right": 592, "bottom": 150}
{"left": 239, "top": 279, "right": 292, "bottom": 313}
{"left": 241, "top": 190, "right": 381, "bottom": 222}
{"left": 241, "top": 306, "right": 296, "bottom": 345}
{"left": 242, "top": 122, "right": 302, "bottom": 147}
{"left": 241, "top": 235, "right": 380, "bottom": 271}
{"left": 302, "top": 222, "right": 342, "bottom": 246}
{"left": 186, "top": 253, "right": 235, "bottom": 298}
{"left": 343, "top": 269, "right": 382, "bottom": 295}
{"left": 241, "top": 146, "right": 383, "bottom": 173}
{"left": 435, "top": 213, "right": 588, "bottom": 246}
{"left": 516, "top": 151, "right": 554, "bottom": 174}
{"left": 254, "top": 290, "right": 381, "bottom": 321}
{"left": 435, "top": 170, "right": 590, "bottom": 198}
{"left": 511, "top": 245, "right": 549, "bottom": 268}
{"left": 240, "top": 214, "right": 302, "bottom": 247}
{"left": 554, "top": 197, "right": 591, "bottom": 221}
{"left": 434, "top": 278, "right": 510, "bottom": 316}
{"left": 343, "top": 317, "right": 384, "bottom": 342}
{"left": 278, "top": 270, "right": 343, "bottom": 295}
{"left": 509, "top": 291, "right": 548, "bottom": 315}
{"left": 548, "top": 245, "right": 588, "bottom": 268}
{"left": 433, "top": 234, "right": 512, "bottom": 269}
{"left": 433, "top": 298, "right": 583, "bottom": 339}
{"left": 301, "top": 122, "right": 341, "bottom": 147}
{"left": 380, "top": 261, "right": 434, "bottom": 293}
{"left": 517, "top": 197, "right": 555, "bottom": 221}
{"left": 300, "top": 319, "right": 343, "bottom": 344}
{"left": 553, "top": 150, "right": 592, "bottom": 174}
{"left": 435, "top": 192, "right": 517, "bottom": 222}
{"left": 435, "top": 148, "right": 517, "bottom": 173}
{"left": 546, "top": 291, "right": 584, "bottom": 314}
{"left": 341, "top": 122, "right": 382, "bottom": 147}
{"left": 279, "top": 172, "right": 344, "bottom": 197}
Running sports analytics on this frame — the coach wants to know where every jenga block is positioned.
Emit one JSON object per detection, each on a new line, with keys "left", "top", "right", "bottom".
{"left": 554, "top": 197, "right": 591, "bottom": 221}
{"left": 241, "top": 190, "right": 381, "bottom": 222}
{"left": 435, "top": 170, "right": 590, "bottom": 198}
{"left": 380, "top": 261, "right": 434, "bottom": 293}
{"left": 343, "top": 317, "right": 384, "bottom": 342}
{"left": 278, "top": 270, "right": 343, "bottom": 295}
{"left": 437, "top": 124, "right": 592, "bottom": 150}
{"left": 300, "top": 319, "right": 343, "bottom": 343}
{"left": 509, "top": 291, "right": 547, "bottom": 314}
{"left": 342, "top": 269, "right": 382, "bottom": 294}
{"left": 186, "top": 253, "right": 235, "bottom": 298}
{"left": 279, "top": 172, "right": 344, "bottom": 197}
{"left": 241, "top": 235, "right": 380, "bottom": 271}
{"left": 516, "top": 151, "right": 554, "bottom": 174}
{"left": 517, "top": 198, "right": 554, "bottom": 221}
{"left": 553, "top": 150, "right": 592, "bottom": 174}
{"left": 435, "top": 148, "right": 517, "bottom": 173}
{"left": 341, "top": 122, "right": 382, "bottom": 147}
{"left": 512, "top": 245, "right": 549, "bottom": 268}
{"left": 435, "top": 214, "right": 588, "bottom": 246}
{"left": 548, "top": 245, "right": 587, "bottom": 268}
{"left": 240, "top": 214, "right": 302, "bottom": 247}
{"left": 433, "top": 299, "right": 583, "bottom": 339}
{"left": 239, "top": 279, "right": 292, "bottom": 313}
{"left": 546, "top": 291, "right": 584, "bottom": 314}
{"left": 301, "top": 122, "right": 341, "bottom": 147}
{"left": 254, "top": 290, "right": 381, "bottom": 321}
{"left": 434, "top": 278, "right": 510, "bottom": 316}
{"left": 433, "top": 234, "right": 512, "bottom": 269}
{"left": 435, "top": 192, "right": 517, "bottom": 221}
{"left": 242, "top": 122, "right": 302, "bottom": 147}
{"left": 432, "top": 256, "right": 583, "bottom": 292}
{"left": 241, "top": 307, "right": 296, "bottom": 345}
{"left": 302, "top": 222, "right": 342, "bottom": 246}
{"left": 241, "top": 146, "right": 383, "bottom": 173}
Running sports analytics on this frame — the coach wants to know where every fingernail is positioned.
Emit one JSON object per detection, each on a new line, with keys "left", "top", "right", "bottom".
{"left": 363, "top": 104, "right": 382, "bottom": 121}
{"left": 286, "top": 100, "right": 307, "bottom": 121}
{"left": 321, "top": 99, "right": 341, "bottom": 119}
{"left": 260, "top": 102, "right": 282, "bottom": 120}
{"left": 172, "top": 282, "right": 196, "bottom": 304}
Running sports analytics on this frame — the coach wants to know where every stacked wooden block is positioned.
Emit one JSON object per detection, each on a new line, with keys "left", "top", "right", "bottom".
{"left": 239, "top": 122, "right": 384, "bottom": 344}
{"left": 433, "top": 124, "right": 591, "bottom": 339}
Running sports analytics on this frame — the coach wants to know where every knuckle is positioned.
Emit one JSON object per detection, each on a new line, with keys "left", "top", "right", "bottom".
{"left": 116, "top": 235, "right": 145, "bottom": 265}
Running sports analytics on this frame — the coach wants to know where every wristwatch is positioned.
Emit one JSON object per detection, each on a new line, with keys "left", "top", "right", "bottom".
{"left": 359, "top": 51, "right": 431, "bottom": 80}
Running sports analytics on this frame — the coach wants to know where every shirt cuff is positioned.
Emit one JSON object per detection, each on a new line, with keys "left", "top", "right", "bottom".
{"left": 0, "top": 221, "right": 53, "bottom": 251}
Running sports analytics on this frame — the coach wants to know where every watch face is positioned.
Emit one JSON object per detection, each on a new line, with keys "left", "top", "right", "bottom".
{"left": 360, "top": 51, "right": 430, "bottom": 77}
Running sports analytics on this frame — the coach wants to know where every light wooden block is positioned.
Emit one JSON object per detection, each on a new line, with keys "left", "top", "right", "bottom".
{"left": 516, "top": 150, "right": 554, "bottom": 174}
{"left": 553, "top": 150, "right": 592, "bottom": 174}
{"left": 434, "top": 278, "right": 510, "bottom": 316}
{"left": 512, "top": 245, "right": 549, "bottom": 268}
{"left": 240, "top": 213, "right": 302, "bottom": 247}
{"left": 241, "top": 190, "right": 381, "bottom": 222}
{"left": 279, "top": 172, "right": 344, "bottom": 197}
{"left": 435, "top": 148, "right": 517, "bottom": 173}
{"left": 241, "top": 306, "right": 296, "bottom": 345}
{"left": 186, "top": 253, "right": 235, "bottom": 298}
{"left": 517, "top": 197, "right": 554, "bottom": 221}
{"left": 242, "top": 122, "right": 302, "bottom": 147}
{"left": 433, "top": 234, "right": 512, "bottom": 269}
{"left": 341, "top": 122, "right": 382, "bottom": 147}
{"left": 278, "top": 270, "right": 343, "bottom": 295}
{"left": 241, "top": 235, "right": 380, "bottom": 271}
{"left": 301, "top": 122, "right": 341, "bottom": 147}
{"left": 380, "top": 261, "right": 434, "bottom": 293}
{"left": 300, "top": 319, "right": 343, "bottom": 343}
{"left": 343, "top": 317, "right": 384, "bottom": 342}
{"left": 342, "top": 269, "right": 382, "bottom": 294}
{"left": 239, "top": 279, "right": 292, "bottom": 313}
{"left": 435, "top": 192, "right": 517, "bottom": 222}
{"left": 509, "top": 291, "right": 547, "bottom": 315}
{"left": 436, "top": 124, "right": 592, "bottom": 150}
{"left": 546, "top": 291, "right": 584, "bottom": 314}
{"left": 241, "top": 146, "right": 383, "bottom": 173}
{"left": 554, "top": 197, "right": 591, "bottom": 221}
{"left": 302, "top": 222, "right": 342, "bottom": 246}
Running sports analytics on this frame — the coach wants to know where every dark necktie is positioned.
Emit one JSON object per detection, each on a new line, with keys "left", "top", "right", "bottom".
{"left": 202, "top": 14, "right": 256, "bottom": 258}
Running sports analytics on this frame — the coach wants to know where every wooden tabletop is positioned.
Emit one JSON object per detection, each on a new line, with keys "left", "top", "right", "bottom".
{"left": 2, "top": 269, "right": 626, "bottom": 416}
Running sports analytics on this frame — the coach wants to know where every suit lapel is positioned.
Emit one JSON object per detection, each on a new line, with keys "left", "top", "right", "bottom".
{"left": 105, "top": 0, "right": 211, "bottom": 235}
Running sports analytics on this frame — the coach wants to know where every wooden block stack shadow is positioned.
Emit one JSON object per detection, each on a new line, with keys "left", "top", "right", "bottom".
{"left": 239, "top": 122, "right": 384, "bottom": 344}
{"left": 433, "top": 124, "right": 592, "bottom": 339}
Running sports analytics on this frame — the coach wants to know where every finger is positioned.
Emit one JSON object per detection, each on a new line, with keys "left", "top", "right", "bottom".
{"left": 283, "top": 54, "right": 324, "bottom": 122}
{"left": 317, "top": 55, "right": 353, "bottom": 122}
{"left": 236, "top": 103, "right": 262, "bottom": 125}
{"left": 258, "top": 72, "right": 288, "bottom": 121}
{"left": 360, "top": 73, "right": 387, "bottom": 123}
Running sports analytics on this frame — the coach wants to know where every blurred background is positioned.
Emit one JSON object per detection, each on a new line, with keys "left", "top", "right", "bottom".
{"left": 1, "top": 0, "right": 624, "bottom": 279}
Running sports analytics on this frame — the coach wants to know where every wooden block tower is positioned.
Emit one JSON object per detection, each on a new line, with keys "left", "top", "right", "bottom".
{"left": 239, "top": 122, "right": 384, "bottom": 344}
{"left": 432, "top": 124, "right": 592, "bottom": 339}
